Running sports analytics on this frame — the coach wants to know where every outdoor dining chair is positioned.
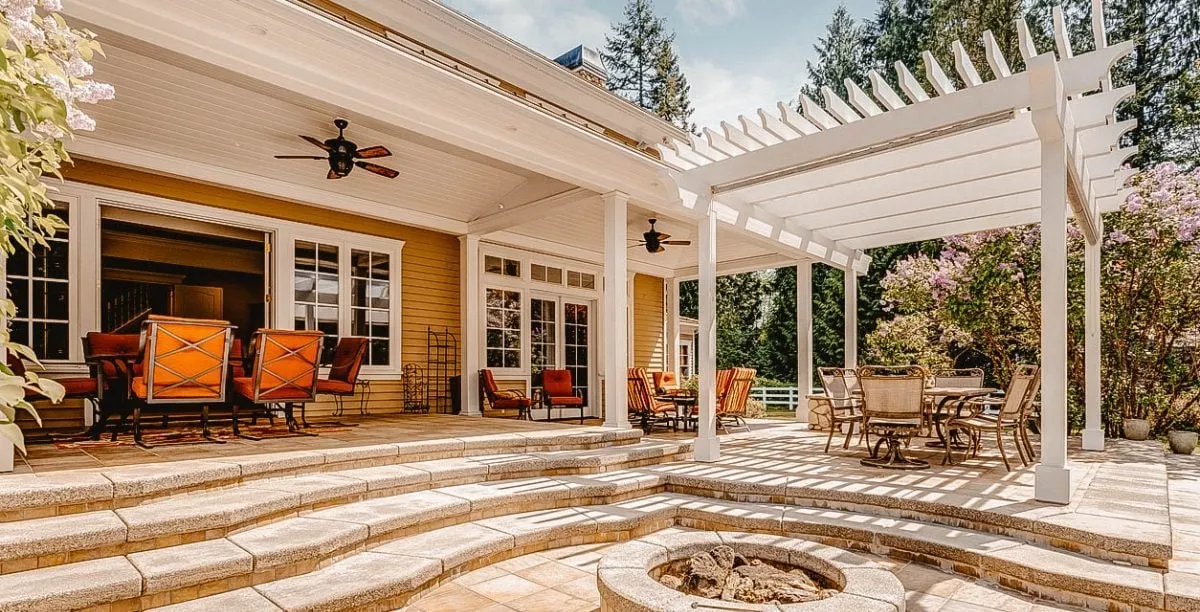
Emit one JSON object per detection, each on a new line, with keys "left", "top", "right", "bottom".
{"left": 81, "top": 331, "right": 141, "bottom": 440}
{"left": 943, "top": 364, "right": 1041, "bottom": 471}
{"left": 232, "top": 329, "right": 323, "bottom": 435}
{"left": 479, "top": 369, "right": 533, "bottom": 419}
{"left": 540, "top": 368, "right": 585, "bottom": 423}
{"left": 858, "top": 365, "right": 928, "bottom": 470}
{"left": 814, "top": 366, "right": 867, "bottom": 453}
{"left": 627, "top": 367, "right": 676, "bottom": 432}
{"left": 128, "top": 316, "right": 235, "bottom": 447}
{"left": 716, "top": 367, "right": 755, "bottom": 430}
{"left": 652, "top": 371, "right": 681, "bottom": 395}
{"left": 927, "top": 367, "right": 985, "bottom": 436}
{"left": 317, "top": 336, "right": 369, "bottom": 417}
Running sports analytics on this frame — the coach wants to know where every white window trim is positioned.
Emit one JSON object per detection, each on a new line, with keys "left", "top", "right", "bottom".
{"left": 48, "top": 181, "right": 404, "bottom": 378}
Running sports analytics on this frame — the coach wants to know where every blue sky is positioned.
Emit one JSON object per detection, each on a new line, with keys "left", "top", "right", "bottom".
{"left": 444, "top": 0, "right": 877, "bottom": 129}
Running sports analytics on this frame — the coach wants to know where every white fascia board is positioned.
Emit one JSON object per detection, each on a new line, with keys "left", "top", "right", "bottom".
{"left": 469, "top": 188, "right": 595, "bottom": 234}
{"left": 685, "top": 75, "right": 1032, "bottom": 192}
{"left": 336, "top": 0, "right": 687, "bottom": 148}
{"left": 71, "top": 136, "right": 469, "bottom": 234}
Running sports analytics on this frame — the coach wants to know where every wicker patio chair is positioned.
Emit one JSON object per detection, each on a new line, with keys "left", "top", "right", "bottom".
{"left": 813, "top": 367, "right": 867, "bottom": 453}
{"left": 716, "top": 367, "right": 755, "bottom": 430}
{"left": 541, "top": 368, "right": 585, "bottom": 423}
{"left": 858, "top": 365, "right": 928, "bottom": 470}
{"left": 627, "top": 367, "right": 676, "bottom": 432}
{"left": 943, "top": 364, "right": 1041, "bottom": 471}
{"left": 232, "top": 329, "right": 323, "bottom": 435}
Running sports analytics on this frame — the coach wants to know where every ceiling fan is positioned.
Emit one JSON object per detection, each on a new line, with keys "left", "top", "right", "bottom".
{"left": 630, "top": 218, "right": 691, "bottom": 253}
{"left": 274, "top": 118, "right": 399, "bottom": 180}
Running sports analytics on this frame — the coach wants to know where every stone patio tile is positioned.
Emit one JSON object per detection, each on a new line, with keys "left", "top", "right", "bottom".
{"left": 878, "top": 518, "right": 1024, "bottom": 566}
{"left": 949, "top": 581, "right": 1033, "bottom": 611}
{"left": 306, "top": 490, "right": 470, "bottom": 537}
{"left": 409, "top": 457, "right": 490, "bottom": 483}
{"left": 779, "top": 506, "right": 889, "bottom": 543}
{"left": 117, "top": 487, "right": 301, "bottom": 541}
{"left": 676, "top": 496, "right": 784, "bottom": 530}
{"left": 0, "top": 470, "right": 114, "bottom": 511}
{"left": 506, "top": 587, "right": 595, "bottom": 612}
{"left": 554, "top": 574, "right": 602, "bottom": 601}
{"left": 392, "top": 438, "right": 466, "bottom": 461}
{"left": 513, "top": 559, "right": 591, "bottom": 588}
{"left": 894, "top": 563, "right": 969, "bottom": 599}
{"left": 1037, "top": 510, "right": 1171, "bottom": 561}
{"left": 128, "top": 538, "right": 253, "bottom": 593}
{"left": 0, "top": 556, "right": 142, "bottom": 610}
{"left": 1164, "top": 571, "right": 1200, "bottom": 611}
{"left": 228, "top": 517, "right": 368, "bottom": 569}
{"left": 458, "top": 433, "right": 529, "bottom": 455}
{"left": 331, "top": 463, "right": 431, "bottom": 491}
{"left": 792, "top": 593, "right": 900, "bottom": 611}
{"left": 981, "top": 543, "right": 1165, "bottom": 608}
{"left": 469, "top": 453, "right": 548, "bottom": 476}
{"left": 210, "top": 450, "right": 326, "bottom": 477}
{"left": 373, "top": 522, "right": 514, "bottom": 571}
{"left": 155, "top": 587, "right": 283, "bottom": 611}
{"left": 476, "top": 507, "right": 598, "bottom": 546}
{"left": 318, "top": 443, "right": 398, "bottom": 465}
{"left": 439, "top": 477, "right": 569, "bottom": 512}
{"left": 243, "top": 473, "right": 367, "bottom": 505}
{"left": 0, "top": 510, "right": 126, "bottom": 561}
{"left": 409, "top": 582, "right": 497, "bottom": 611}
{"left": 254, "top": 551, "right": 440, "bottom": 611}
{"left": 553, "top": 470, "right": 664, "bottom": 499}
{"left": 467, "top": 573, "right": 551, "bottom": 603}
{"left": 101, "top": 460, "right": 241, "bottom": 498}
{"left": 575, "top": 497, "right": 680, "bottom": 532}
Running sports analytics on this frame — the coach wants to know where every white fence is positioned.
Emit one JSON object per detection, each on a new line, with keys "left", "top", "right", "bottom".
{"left": 749, "top": 386, "right": 806, "bottom": 410}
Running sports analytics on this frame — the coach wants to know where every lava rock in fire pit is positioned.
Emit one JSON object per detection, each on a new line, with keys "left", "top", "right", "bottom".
{"left": 658, "top": 544, "right": 837, "bottom": 605}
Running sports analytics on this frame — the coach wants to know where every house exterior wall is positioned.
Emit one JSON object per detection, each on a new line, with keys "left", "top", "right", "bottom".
{"left": 632, "top": 273, "right": 665, "bottom": 371}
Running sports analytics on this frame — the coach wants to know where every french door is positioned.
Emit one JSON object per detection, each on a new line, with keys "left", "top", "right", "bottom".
{"left": 527, "top": 295, "right": 594, "bottom": 413}
{"left": 563, "top": 300, "right": 591, "bottom": 403}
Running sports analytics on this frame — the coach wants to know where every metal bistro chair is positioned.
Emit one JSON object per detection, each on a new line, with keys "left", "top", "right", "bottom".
{"left": 318, "top": 337, "right": 369, "bottom": 417}
{"left": 814, "top": 367, "right": 867, "bottom": 453}
{"left": 82, "top": 332, "right": 141, "bottom": 441}
{"left": 232, "top": 329, "right": 323, "bottom": 435}
{"left": 927, "top": 367, "right": 985, "bottom": 437}
{"left": 858, "top": 365, "right": 929, "bottom": 470}
{"left": 128, "top": 316, "right": 235, "bottom": 447}
{"left": 944, "top": 365, "right": 1041, "bottom": 471}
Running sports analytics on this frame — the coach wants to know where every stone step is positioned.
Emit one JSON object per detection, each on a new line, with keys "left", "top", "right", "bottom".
{"left": 0, "top": 426, "right": 644, "bottom": 522}
{"left": 644, "top": 459, "right": 1173, "bottom": 568}
{"left": 158, "top": 493, "right": 1187, "bottom": 612}
{"left": 0, "top": 439, "right": 690, "bottom": 575}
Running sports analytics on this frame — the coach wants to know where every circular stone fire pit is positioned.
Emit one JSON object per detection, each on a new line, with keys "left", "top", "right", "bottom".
{"left": 597, "top": 531, "right": 906, "bottom": 612}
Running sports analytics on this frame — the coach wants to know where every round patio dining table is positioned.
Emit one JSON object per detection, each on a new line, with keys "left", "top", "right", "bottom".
{"left": 922, "top": 386, "right": 998, "bottom": 449}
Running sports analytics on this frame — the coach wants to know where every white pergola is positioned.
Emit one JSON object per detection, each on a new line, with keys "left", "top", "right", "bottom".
{"left": 658, "top": 1, "right": 1134, "bottom": 504}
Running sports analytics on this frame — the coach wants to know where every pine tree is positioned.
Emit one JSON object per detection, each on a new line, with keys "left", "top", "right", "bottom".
{"left": 800, "top": 5, "right": 870, "bottom": 102}
{"left": 865, "top": 0, "right": 932, "bottom": 87}
{"left": 603, "top": 0, "right": 695, "bottom": 130}
{"left": 927, "top": 0, "right": 1025, "bottom": 84}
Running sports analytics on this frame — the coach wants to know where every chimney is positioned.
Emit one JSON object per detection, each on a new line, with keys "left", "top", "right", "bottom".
{"left": 553, "top": 45, "right": 607, "bottom": 88}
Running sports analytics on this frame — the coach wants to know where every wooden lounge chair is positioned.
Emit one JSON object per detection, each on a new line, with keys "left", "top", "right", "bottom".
{"left": 716, "top": 367, "right": 755, "bottom": 430}
{"left": 541, "top": 368, "right": 585, "bottom": 423}
{"left": 128, "top": 316, "right": 235, "bottom": 447}
{"left": 627, "top": 367, "right": 676, "bottom": 432}
{"left": 944, "top": 364, "right": 1041, "bottom": 471}
{"left": 858, "top": 365, "right": 928, "bottom": 470}
{"left": 479, "top": 369, "right": 532, "bottom": 419}
{"left": 232, "top": 329, "right": 323, "bottom": 435}
{"left": 813, "top": 367, "right": 867, "bottom": 453}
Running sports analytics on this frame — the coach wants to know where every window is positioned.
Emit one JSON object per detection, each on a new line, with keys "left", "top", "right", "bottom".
{"left": 531, "top": 264, "right": 563, "bottom": 285}
{"left": 351, "top": 250, "right": 391, "bottom": 366}
{"left": 485, "top": 255, "right": 520, "bottom": 278}
{"left": 9, "top": 201, "right": 71, "bottom": 360}
{"left": 564, "top": 302, "right": 590, "bottom": 398}
{"left": 486, "top": 288, "right": 521, "bottom": 368}
{"left": 567, "top": 270, "right": 595, "bottom": 289}
{"left": 679, "top": 341, "right": 692, "bottom": 379}
{"left": 530, "top": 298, "right": 557, "bottom": 373}
{"left": 294, "top": 240, "right": 340, "bottom": 364}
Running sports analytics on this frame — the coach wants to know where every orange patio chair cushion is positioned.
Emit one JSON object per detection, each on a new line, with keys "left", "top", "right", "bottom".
{"left": 316, "top": 379, "right": 355, "bottom": 395}
{"left": 233, "top": 377, "right": 315, "bottom": 401}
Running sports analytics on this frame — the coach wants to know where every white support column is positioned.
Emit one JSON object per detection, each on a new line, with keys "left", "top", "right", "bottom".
{"left": 1082, "top": 230, "right": 1104, "bottom": 450}
{"left": 796, "top": 261, "right": 813, "bottom": 423}
{"left": 602, "top": 192, "right": 630, "bottom": 429}
{"left": 1035, "top": 136, "right": 1073, "bottom": 504}
{"left": 669, "top": 278, "right": 682, "bottom": 376}
{"left": 459, "top": 234, "right": 482, "bottom": 417}
{"left": 844, "top": 268, "right": 858, "bottom": 368}
{"left": 696, "top": 203, "right": 720, "bottom": 461}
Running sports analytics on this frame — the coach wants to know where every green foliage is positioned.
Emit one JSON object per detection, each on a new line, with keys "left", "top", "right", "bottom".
{"left": 602, "top": 0, "right": 694, "bottom": 130}
{"left": 865, "top": 0, "right": 932, "bottom": 85}
{"left": 800, "top": 5, "right": 869, "bottom": 101}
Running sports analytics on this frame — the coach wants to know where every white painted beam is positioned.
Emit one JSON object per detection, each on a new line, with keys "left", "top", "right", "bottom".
{"left": 468, "top": 188, "right": 594, "bottom": 234}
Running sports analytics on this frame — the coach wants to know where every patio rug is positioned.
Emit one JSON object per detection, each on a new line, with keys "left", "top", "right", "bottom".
{"left": 49, "top": 422, "right": 355, "bottom": 449}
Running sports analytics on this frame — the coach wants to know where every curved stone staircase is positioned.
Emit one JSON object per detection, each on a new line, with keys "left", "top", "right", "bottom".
{"left": 0, "top": 427, "right": 1195, "bottom": 612}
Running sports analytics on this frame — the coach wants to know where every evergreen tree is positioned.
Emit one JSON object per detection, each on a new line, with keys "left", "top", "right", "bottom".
{"left": 602, "top": 0, "right": 695, "bottom": 130}
{"left": 800, "top": 5, "right": 870, "bottom": 102}
{"left": 928, "top": 0, "right": 1025, "bottom": 84}
{"left": 865, "top": 0, "right": 932, "bottom": 87}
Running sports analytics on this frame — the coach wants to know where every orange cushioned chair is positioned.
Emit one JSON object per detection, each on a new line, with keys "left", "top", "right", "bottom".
{"left": 479, "top": 369, "right": 532, "bottom": 419}
{"left": 128, "top": 316, "right": 234, "bottom": 447}
{"left": 652, "top": 371, "right": 681, "bottom": 395}
{"left": 627, "top": 367, "right": 676, "bottom": 433}
{"left": 541, "top": 369, "right": 585, "bottom": 424}
{"left": 716, "top": 367, "right": 756, "bottom": 430}
{"left": 232, "top": 329, "right": 323, "bottom": 435}
{"left": 81, "top": 332, "right": 141, "bottom": 441}
{"left": 6, "top": 352, "right": 100, "bottom": 430}
{"left": 317, "top": 337, "right": 369, "bottom": 417}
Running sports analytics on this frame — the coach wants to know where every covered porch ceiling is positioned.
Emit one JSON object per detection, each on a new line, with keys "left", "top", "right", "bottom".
{"left": 658, "top": 3, "right": 1136, "bottom": 252}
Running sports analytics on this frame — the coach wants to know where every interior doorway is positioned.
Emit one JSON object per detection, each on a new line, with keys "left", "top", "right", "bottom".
{"left": 99, "top": 207, "right": 269, "bottom": 343}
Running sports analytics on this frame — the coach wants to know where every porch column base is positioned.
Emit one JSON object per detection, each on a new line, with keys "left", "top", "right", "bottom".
{"left": 695, "top": 436, "right": 721, "bottom": 462}
{"left": 1082, "top": 428, "right": 1105, "bottom": 451}
{"left": 1034, "top": 463, "right": 1072, "bottom": 504}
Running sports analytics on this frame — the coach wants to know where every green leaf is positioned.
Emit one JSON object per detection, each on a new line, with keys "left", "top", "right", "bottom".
{"left": 0, "top": 423, "right": 26, "bottom": 456}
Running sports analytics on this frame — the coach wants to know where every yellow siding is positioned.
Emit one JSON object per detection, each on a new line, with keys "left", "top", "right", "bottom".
{"left": 27, "top": 161, "right": 463, "bottom": 431}
{"left": 632, "top": 274, "right": 665, "bottom": 371}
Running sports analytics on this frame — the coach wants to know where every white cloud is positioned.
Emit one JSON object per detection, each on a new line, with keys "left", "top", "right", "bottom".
{"left": 675, "top": 0, "right": 745, "bottom": 27}
{"left": 683, "top": 57, "right": 801, "bottom": 132}
{"left": 443, "top": 0, "right": 610, "bottom": 58}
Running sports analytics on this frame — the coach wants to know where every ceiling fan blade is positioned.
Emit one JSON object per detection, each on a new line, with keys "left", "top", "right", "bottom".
{"left": 656, "top": 232, "right": 672, "bottom": 241}
{"left": 355, "top": 161, "right": 399, "bottom": 179}
{"left": 300, "top": 135, "right": 331, "bottom": 151}
{"left": 274, "top": 155, "right": 326, "bottom": 159}
{"left": 652, "top": 245, "right": 666, "bottom": 253}
{"left": 327, "top": 168, "right": 343, "bottom": 180}
{"left": 661, "top": 240, "right": 692, "bottom": 245}
{"left": 355, "top": 145, "right": 392, "bottom": 159}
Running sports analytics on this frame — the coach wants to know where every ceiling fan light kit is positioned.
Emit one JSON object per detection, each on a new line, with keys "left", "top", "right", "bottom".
{"left": 274, "top": 118, "right": 400, "bottom": 180}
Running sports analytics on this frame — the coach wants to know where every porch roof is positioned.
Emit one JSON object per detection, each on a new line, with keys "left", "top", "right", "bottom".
{"left": 657, "top": 2, "right": 1136, "bottom": 252}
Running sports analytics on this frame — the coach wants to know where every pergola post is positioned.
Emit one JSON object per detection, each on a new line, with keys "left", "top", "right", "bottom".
{"left": 844, "top": 269, "right": 857, "bottom": 368}
{"left": 696, "top": 203, "right": 720, "bottom": 461}
{"left": 459, "top": 234, "right": 482, "bottom": 417}
{"left": 1082, "top": 228, "right": 1104, "bottom": 450}
{"left": 602, "top": 192, "right": 631, "bottom": 429}
{"left": 669, "top": 278, "right": 682, "bottom": 376}
{"left": 796, "top": 261, "right": 813, "bottom": 422}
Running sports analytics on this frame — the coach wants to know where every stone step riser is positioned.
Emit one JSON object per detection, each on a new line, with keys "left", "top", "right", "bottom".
{"left": 0, "top": 429, "right": 646, "bottom": 522}
{"left": 0, "top": 448, "right": 690, "bottom": 576}
{"left": 664, "top": 477, "right": 1168, "bottom": 568}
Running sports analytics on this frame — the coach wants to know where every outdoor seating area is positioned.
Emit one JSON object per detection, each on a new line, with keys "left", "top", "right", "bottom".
{"left": 623, "top": 366, "right": 755, "bottom": 434}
